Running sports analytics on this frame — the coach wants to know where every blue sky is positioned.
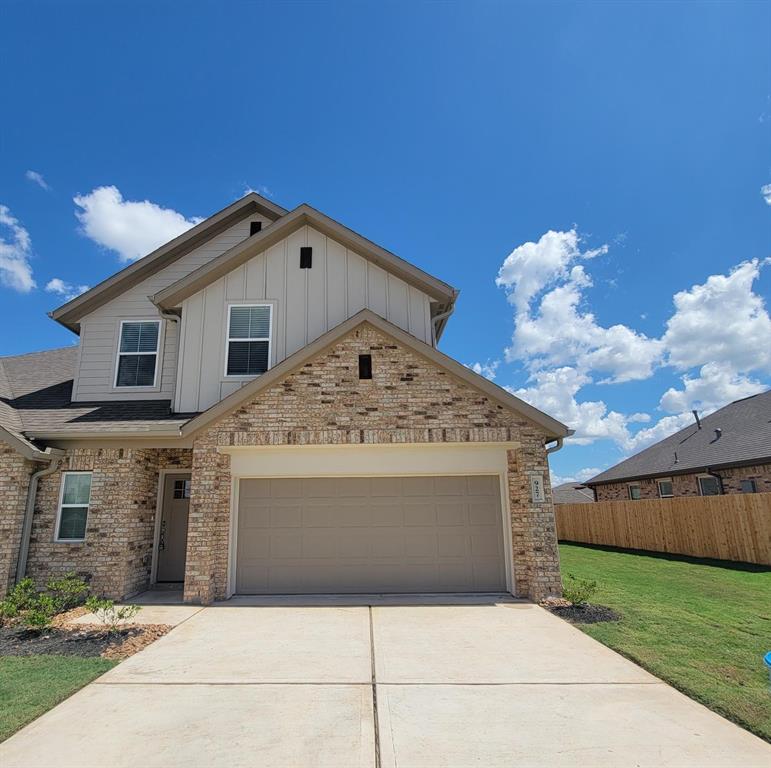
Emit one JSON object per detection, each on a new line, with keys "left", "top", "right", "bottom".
{"left": 1, "top": 1, "right": 770, "bottom": 483}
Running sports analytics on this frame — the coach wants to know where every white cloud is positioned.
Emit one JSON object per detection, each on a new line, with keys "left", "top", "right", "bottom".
{"left": 658, "top": 362, "right": 766, "bottom": 414}
{"left": 551, "top": 467, "right": 603, "bottom": 486}
{"left": 662, "top": 259, "right": 771, "bottom": 374}
{"left": 467, "top": 359, "right": 500, "bottom": 380}
{"left": 45, "top": 277, "right": 89, "bottom": 302}
{"left": 761, "top": 183, "right": 771, "bottom": 205}
{"left": 244, "top": 184, "right": 273, "bottom": 198}
{"left": 0, "top": 205, "right": 35, "bottom": 292}
{"left": 25, "top": 170, "right": 50, "bottom": 191}
{"left": 494, "top": 230, "right": 771, "bottom": 457}
{"left": 74, "top": 186, "right": 203, "bottom": 262}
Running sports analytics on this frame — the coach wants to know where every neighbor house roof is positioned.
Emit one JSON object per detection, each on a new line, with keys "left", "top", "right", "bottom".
{"left": 152, "top": 203, "right": 459, "bottom": 315}
{"left": 49, "top": 192, "right": 287, "bottom": 333}
{"left": 181, "top": 309, "right": 571, "bottom": 441}
{"left": 587, "top": 390, "right": 771, "bottom": 485}
{"left": 0, "top": 347, "right": 194, "bottom": 442}
{"left": 552, "top": 483, "right": 594, "bottom": 504}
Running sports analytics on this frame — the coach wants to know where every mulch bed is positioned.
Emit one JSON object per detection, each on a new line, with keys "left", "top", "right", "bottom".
{"left": 549, "top": 604, "right": 622, "bottom": 624}
{"left": 0, "top": 623, "right": 171, "bottom": 660}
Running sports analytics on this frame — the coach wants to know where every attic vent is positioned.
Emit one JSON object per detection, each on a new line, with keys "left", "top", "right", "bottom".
{"left": 250, "top": 221, "right": 262, "bottom": 236}
{"left": 358, "top": 354, "right": 372, "bottom": 380}
{"left": 300, "top": 246, "right": 312, "bottom": 269}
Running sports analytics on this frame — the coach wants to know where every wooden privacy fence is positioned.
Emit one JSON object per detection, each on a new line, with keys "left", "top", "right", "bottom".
{"left": 555, "top": 493, "right": 771, "bottom": 565}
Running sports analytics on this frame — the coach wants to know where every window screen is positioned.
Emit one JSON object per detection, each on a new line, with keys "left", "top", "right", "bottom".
{"left": 227, "top": 305, "right": 271, "bottom": 376}
{"left": 57, "top": 473, "right": 92, "bottom": 540}
{"left": 116, "top": 321, "right": 159, "bottom": 387}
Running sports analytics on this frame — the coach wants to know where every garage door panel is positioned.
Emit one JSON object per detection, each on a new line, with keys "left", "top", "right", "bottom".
{"left": 236, "top": 474, "right": 506, "bottom": 594}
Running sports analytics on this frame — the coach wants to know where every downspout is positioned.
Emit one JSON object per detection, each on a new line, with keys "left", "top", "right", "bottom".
{"left": 16, "top": 455, "right": 63, "bottom": 584}
{"left": 431, "top": 306, "right": 455, "bottom": 346}
{"left": 159, "top": 309, "right": 180, "bottom": 325}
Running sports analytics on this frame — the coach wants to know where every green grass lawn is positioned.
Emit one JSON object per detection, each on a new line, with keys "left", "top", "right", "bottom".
{"left": 0, "top": 656, "right": 116, "bottom": 742}
{"left": 559, "top": 542, "right": 771, "bottom": 742}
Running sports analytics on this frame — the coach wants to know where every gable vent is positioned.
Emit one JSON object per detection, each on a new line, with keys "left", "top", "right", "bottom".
{"left": 300, "top": 246, "right": 313, "bottom": 269}
{"left": 359, "top": 354, "right": 373, "bottom": 380}
{"left": 250, "top": 221, "right": 262, "bottom": 236}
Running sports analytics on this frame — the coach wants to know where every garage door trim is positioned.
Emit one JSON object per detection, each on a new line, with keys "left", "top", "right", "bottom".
{"left": 224, "top": 443, "right": 515, "bottom": 597}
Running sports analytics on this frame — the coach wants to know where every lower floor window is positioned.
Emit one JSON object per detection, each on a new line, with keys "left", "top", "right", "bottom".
{"left": 57, "top": 472, "right": 92, "bottom": 541}
{"left": 739, "top": 478, "right": 757, "bottom": 493}
{"left": 698, "top": 475, "right": 721, "bottom": 496}
{"left": 628, "top": 484, "right": 641, "bottom": 500}
{"left": 657, "top": 480, "right": 673, "bottom": 498}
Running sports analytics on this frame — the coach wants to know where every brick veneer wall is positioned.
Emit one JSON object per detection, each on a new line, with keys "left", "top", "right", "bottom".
{"left": 184, "top": 322, "right": 561, "bottom": 604}
{"left": 593, "top": 462, "right": 771, "bottom": 501}
{"left": 0, "top": 443, "right": 37, "bottom": 597}
{"left": 24, "top": 447, "right": 191, "bottom": 598}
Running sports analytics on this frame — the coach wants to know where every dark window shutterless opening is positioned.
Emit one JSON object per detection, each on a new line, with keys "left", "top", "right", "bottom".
{"left": 300, "top": 246, "right": 312, "bottom": 269}
{"left": 359, "top": 354, "right": 372, "bottom": 380}
{"left": 250, "top": 221, "right": 262, "bottom": 236}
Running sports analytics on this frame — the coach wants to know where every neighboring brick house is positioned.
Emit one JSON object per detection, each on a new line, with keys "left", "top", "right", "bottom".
{"left": 0, "top": 192, "right": 570, "bottom": 604}
{"left": 587, "top": 391, "right": 771, "bottom": 501}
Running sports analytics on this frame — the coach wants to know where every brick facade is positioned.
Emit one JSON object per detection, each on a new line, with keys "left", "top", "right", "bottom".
{"left": 184, "top": 322, "right": 562, "bottom": 604}
{"left": 17, "top": 447, "right": 191, "bottom": 599}
{"left": 0, "top": 443, "right": 37, "bottom": 597}
{"left": 593, "top": 462, "right": 771, "bottom": 501}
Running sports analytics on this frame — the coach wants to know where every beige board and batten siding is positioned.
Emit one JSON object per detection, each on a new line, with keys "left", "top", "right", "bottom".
{"left": 175, "top": 224, "right": 434, "bottom": 412}
{"left": 71, "top": 216, "right": 272, "bottom": 402}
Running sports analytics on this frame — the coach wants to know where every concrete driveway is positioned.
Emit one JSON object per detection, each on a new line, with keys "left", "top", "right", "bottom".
{"left": 1, "top": 596, "right": 768, "bottom": 767}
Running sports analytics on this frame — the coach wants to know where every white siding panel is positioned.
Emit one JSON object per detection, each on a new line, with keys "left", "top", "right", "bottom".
{"left": 387, "top": 275, "right": 409, "bottom": 333}
{"left": 367, "top": 263, "right": 388, "bottom": 317}
{"left": 198, "top": 278, "right": 226, "bottom": 409}
{"left": 266, "top": 241, "right": 287, "bottom": 363}
{"left": 306, "top": 227, "right": 326, "bottom": 343}
{"left": 347, "top": 251, "right": 367, "bottom": 314}
{"left": 285, "top": 227, "right": 308, "bottom": 356}
{"left": 326, "top": 239, "right": 347, "bottom": 328}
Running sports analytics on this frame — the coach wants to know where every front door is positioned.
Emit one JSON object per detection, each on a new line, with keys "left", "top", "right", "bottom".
{"left": 156, "top": 473, "right": 191, "bottom": 583}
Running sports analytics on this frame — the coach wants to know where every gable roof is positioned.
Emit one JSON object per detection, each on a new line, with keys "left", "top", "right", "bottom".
{"left": 50, "top": 192, "right": 287, "bottom": 333}
{"left": 152, "top": 204, "right": 459, "bottom": 312}
{"left": 552, "top": 483, "right": 594, "bottom": 504}
{"left": 181, "top": 309, "right": 570, "bottom": 440}
{"left": 587, "top": 389, "right": 771, "bottom": 485}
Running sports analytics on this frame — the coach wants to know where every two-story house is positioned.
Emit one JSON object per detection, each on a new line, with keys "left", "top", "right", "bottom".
{"left": 0, "top": 193, "right": 570, "bottom": 604}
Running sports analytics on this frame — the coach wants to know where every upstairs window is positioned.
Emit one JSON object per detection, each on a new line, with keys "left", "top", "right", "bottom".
{"left": 56, "top": 472, "right": 92, "bottom": 542}
{"left": 116, "top": 321, "right": 160, "bottom": 387}
{"left": 226, "top": 304, "right": 272, "bottom": 377}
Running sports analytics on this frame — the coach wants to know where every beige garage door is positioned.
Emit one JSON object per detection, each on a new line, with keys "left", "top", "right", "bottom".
{"left": 236, "top": 475, "right": 507, "bottom": 593}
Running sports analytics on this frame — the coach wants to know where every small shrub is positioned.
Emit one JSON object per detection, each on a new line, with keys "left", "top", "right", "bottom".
{"left": 562, "top": 573, "right": 598, "bottom": 606}
{"left": 23, "top": 594, "right": 58, "bottom": 630}
{"left": 46, "top": 572, "right": 89, "bottom": 612}
{"left": 85, "top": 597, "right": 141, "bottom": 633}
{"left": 0, "top": 578, "right": 38, "bottom": 619}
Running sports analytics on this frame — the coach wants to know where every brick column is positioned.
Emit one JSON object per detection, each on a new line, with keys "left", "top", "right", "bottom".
{"left": 184, "top": 436, "right": 231, "bottom": 604}
{"left": 0, "top": 444, "right": 36, "bottom": 597}
{"left": 507, "top": 441, "right": 562, "bottom": 601}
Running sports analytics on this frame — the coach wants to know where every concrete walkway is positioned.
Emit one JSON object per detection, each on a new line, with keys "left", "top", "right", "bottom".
{"left": 1, "top": 597, "right": 769, "bottom": 767}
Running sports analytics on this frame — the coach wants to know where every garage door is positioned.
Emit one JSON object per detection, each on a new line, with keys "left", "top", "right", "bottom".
{"left": 236, "top": 475, "right": 507, "bottom": 593}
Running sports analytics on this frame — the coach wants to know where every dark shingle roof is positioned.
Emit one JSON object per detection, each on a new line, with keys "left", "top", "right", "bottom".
{"left": 587, "top": 390, "right": 771, "bottom": 485}
{"left": 552, "top": 483, "right": 595, "bottom": 504}
{"left": 0, "top": 347, "right": 195, "bottom": 438}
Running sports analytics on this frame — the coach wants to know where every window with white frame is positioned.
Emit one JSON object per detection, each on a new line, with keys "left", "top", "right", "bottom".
{"left": 56, "top": 472, "right": 92, "bottom": 541}
{"left": 657, "top": 479, "right": 673, "bottom": 498}
{"left": 698, "top": 475, "right": 722, "bottom": 496}
{"left": 115, "top": 321, "right": 160, "bottom": 387}
{"left": 226, "top": 305, "right": 272, "bottom": 376}
{"left": 628, "top": 483, "right": 641, "bottom": 500}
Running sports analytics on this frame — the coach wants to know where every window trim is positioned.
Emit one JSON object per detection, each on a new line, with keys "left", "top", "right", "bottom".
{"left": 657, "top": 478, "right": 674, "bottom": 498}
{"left": 627, "top": 483, "right": 641, "bottom": 500}
{"left": 697, "top": 473, "right": 722, "bottom": 497}
{"left": 54, "top": 471, "right": 93, "bottom": 543}
{"left": 739, "top": 478, "right": 757, "bottom": 494}
{"left": 113, "top": 319, "right": 163, "bottom": 390}
{"left": 224, "top": 302, "right": 273, "bottom": 379}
